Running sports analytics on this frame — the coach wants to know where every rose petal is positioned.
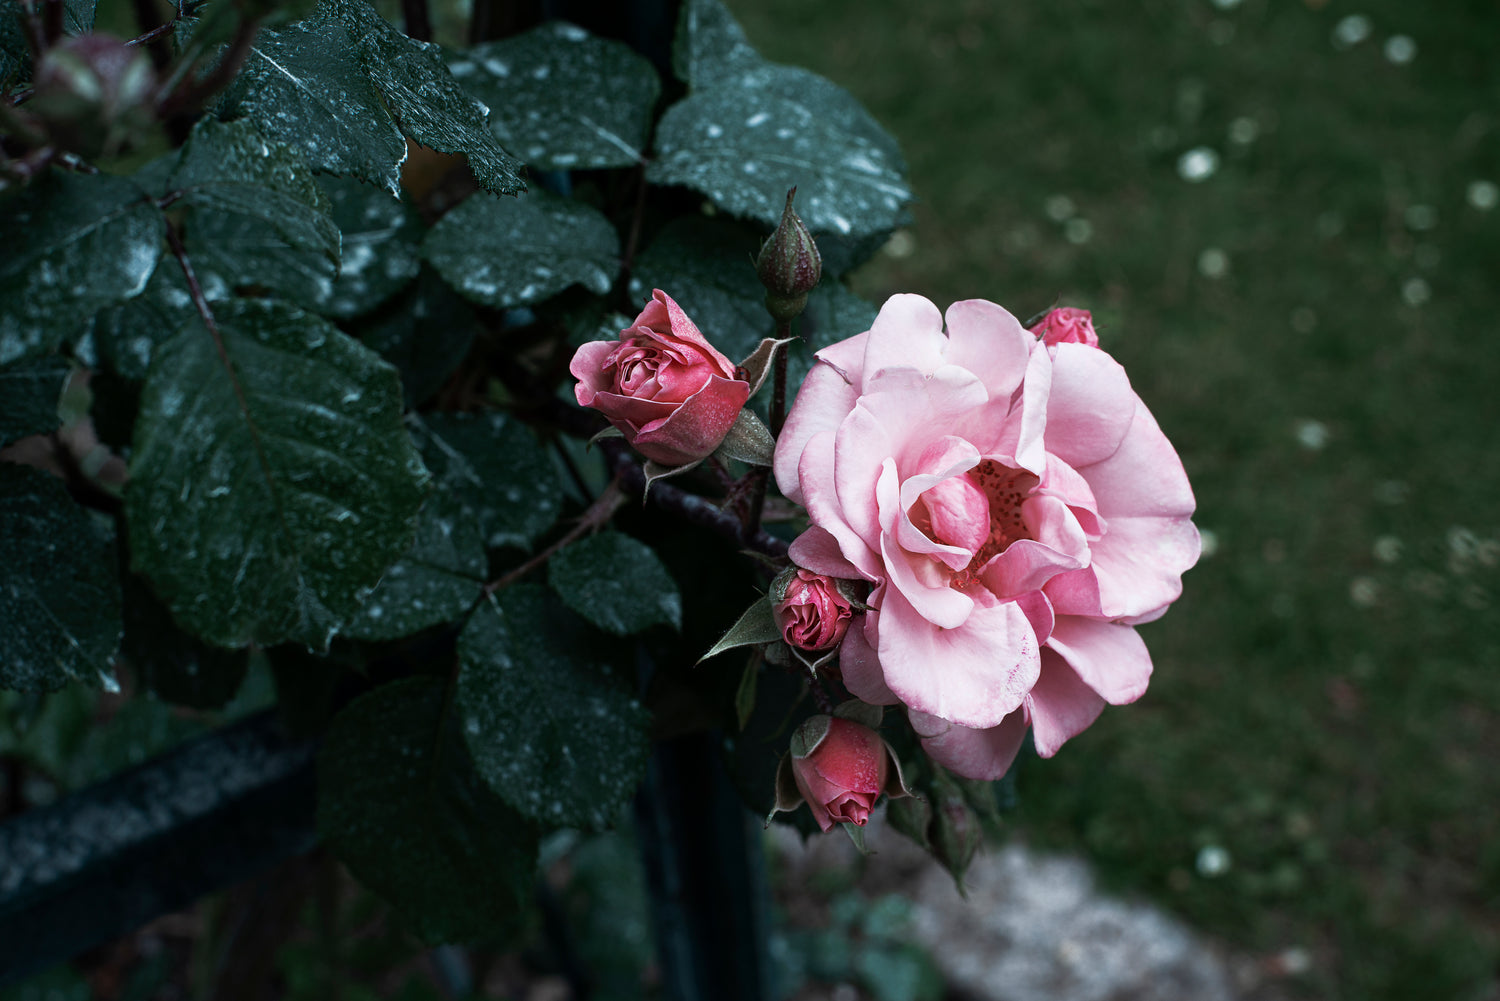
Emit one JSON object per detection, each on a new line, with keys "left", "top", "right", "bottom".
{"left": 1045, "top": 617, "right": 1152, "bottom": 705}
{"left": 631, "top": 373, "right": 749, "bottom": 466}
{"left": 875, "top": 586, "right": 1040, "bottom": 729}
{"left": 942, "top": 299, "right": 1034, "bottom": 400}
{"left": 861, "top": 293, "right": 947, "bottom": 386}
{"left": 775, "top": 360, "right": 861, "bottom": 505}
{"left": 799, "top": 431, "right": 883, "bottom": 580}
{"left": 1045, "top": 514, "right": 1199, "bottom": 620}
{"left": 1078, "top": 399, "right": 1196, "bottom": 520}
{"left": 840, "top": 608, "right": 900, "bottom": 704}
{"left": 570, "top": 340, "right": 620, "bottom": 402}
{"left": 1043, "top": 343, "right": 1136, "bottom": 468}
{"left": 910, "top": 708, "right": 1030, "bottom": 781}
{"left": 789, "top": 526, "right": 870, "bottom": 581}
{"left": 1026, "top": 649, "right": 1107, "bottom": 757}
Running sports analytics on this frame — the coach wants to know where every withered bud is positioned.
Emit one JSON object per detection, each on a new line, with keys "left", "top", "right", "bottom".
{"left": 755, "top": 188, "right": 822, "bottom": 322}
{"left": 30, "top": 35, "right": 155, "bottom": 160}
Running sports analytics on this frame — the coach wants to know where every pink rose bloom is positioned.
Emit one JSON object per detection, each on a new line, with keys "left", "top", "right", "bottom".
{"left": 788, "top": 716, "right": 893, "bottom": 831}
{"left": 1029, "top": 306, "right": 1099, "bottom": 348}
{"left": 570, "top": 289, "right": 750, "bottom": 466}
{"left": 773, "top": 568, "right": 855, "bottom": 651}
{"left": 774, "top": 295, "right": 1199, "bottom": 781}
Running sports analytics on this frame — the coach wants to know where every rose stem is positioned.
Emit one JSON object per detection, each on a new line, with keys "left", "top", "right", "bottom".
{"left": 483, "top": 479, "right": 626, "bottom": 594}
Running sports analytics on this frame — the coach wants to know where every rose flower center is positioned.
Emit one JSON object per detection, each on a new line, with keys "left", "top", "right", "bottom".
{"left": 934, "top": 459, "right": 1037, "bottom": 588}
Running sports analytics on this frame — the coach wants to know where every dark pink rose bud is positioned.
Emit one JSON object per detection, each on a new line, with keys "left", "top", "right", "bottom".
{"left": 756, "top": 188, "right": 822, "bottom": 321}
{"left": 570, "top": 289, "right": 751, "bottom": 466}
{"left": 785, "top": 715, "right": 901, "bottom": 831}
{"left": 1028, "top": 306, "right": 1099, "bottom": 348}
{"left": 30, "top": 34, "right": 155, "bottom": 159}
{"left": 771, "top": 568, "right": 854, "bottom": 651}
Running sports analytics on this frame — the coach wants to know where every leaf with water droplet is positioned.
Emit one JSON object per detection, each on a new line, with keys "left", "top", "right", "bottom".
{"left": 121, "top": 572, "right": 249, "bottom": 709}
{"left": 126, "top": 298, "right": 429, "bottom": 650}
{"left": 448, "top": 22, "right": 660, "bottom": 171}
{"left": 0, "top": 171, "right": 163, "bottom": 367}
{"left": 422, "top": 189, "right": 619, "bottom": 309}
{"left": 548, "top": 531, "right": 682, "bottom": 636}
{"left": 319, "top": 676, "right": 538, "bottom": 943}
{"left": 0, "top": 464, "right": 122, "bottom": 692}
{"left": 313, "top": 174, "right": 424, "bottom": 319}
{"left": 423, "top": 411, "right": 563, "bottom": 551}
{"left": 457, "top": 587, "right": 650, "bottom": 831}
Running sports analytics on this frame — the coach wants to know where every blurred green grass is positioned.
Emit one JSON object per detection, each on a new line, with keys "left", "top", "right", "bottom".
{"left": 732, "top": 0, "right": 1500, "bottom": 997}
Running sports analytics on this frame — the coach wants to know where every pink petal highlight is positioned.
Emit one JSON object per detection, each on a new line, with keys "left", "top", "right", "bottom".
{"left": 910, "top": 709, "right": 1030, "bottom": 782}
{"left": 942, "top": 299, "right": 1034, "bottom": 400}
{"left": 862, "top": 293, "right": 947, "bottom": 385}
{"left": 1046, "top": 617, "right": 1153, "bottom": 705}
{"left": 1026, "top": 650, "right": 1107, "bottom": 758}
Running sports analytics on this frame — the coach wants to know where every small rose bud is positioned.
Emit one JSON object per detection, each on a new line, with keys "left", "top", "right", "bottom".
{"left": 30, "top": 35, "right": 156, "bottom": 160}
{"left": 570, "top": 289, "right": 750, "bottom": 467}
{"left": 1028, "top": 306, "right": 1099, "bottom": 348}
{"left": 772, "top": 713, "right": 909, "bottom": 832}
{"left": 770, "top": 567, "right": 854, "bottom": 652}
{"left": 756, "top": 188, "right": 822, "bottom": 322}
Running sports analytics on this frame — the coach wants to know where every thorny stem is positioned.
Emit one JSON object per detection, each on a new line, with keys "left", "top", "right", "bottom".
{"left": 769, "top": 318, "right": 792, "bottom": 436}
{"left": 483, "top": 479, "right": 627, "bottom": 594}
{"left": 157, "top": 14, "right": 260, "bottom": 118}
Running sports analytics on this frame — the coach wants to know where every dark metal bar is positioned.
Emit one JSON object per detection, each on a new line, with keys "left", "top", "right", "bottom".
{"left": 0, "top": 710, "right": 316, "bottom": 986}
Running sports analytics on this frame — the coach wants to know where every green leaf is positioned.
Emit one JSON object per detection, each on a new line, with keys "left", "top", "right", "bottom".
{"left": 457, "top": 587, "right": 650, "bottom": 830}
{"left": 629, "top": 215, "right": 769, "bottom": 365}
{"left": 714, "top": 408, "right": 775, "bottom": 466}
{"left": 0, "top": 356, "right": 70, "bottom": 447}
{"left": 649, "top": 77, "right": 911, "bottom": 240}
{"left": 318, "top": 676, "right": 539, "bottom": 943}
{"left": 126, "top": 298, "right": 429, "bottom": 650}
{"left": 547, "top": 531, "right": 682, "bottom": 636}
{"left": 121, "top": 572, "right": 249, "bottom": 710}
{"left": 0, "top": 0, "right": 95, "bottom": 83}
{"left": 355, "top": 267, "right": 477, "bottom": 406}
{"left": 222, "top": 18, "right": 409, "bottom": 193}
{"left": 0, "top": 464, "right": 122, "bottom": 692}
{"left": 672, "top": 0, "right": 761, "bottom": 89}
{"left": 423, "top": 411, "right": 563, "bottom": 551}
{"left": 340, "top": 417, "right": 488, "bottom": 642}
{"left": 0, "top": 171, "right": 163, "bottom": 366}
{"left": 165, "top": 119, "right": 341, "bottom": 308}
{"left": 423, "top": 189, "right": 619, "bottom": 309}
{"left": 323, "top": 0, "right": 526, "bottom": 196}
{"left": 314, "top": 175, "right": 424, "bottom": 319}
{"left": 700, "top": 596, "right": 780, "bottom": 661}
{"left": 86, "top": 264, "right": 198, "bottom": 382}
{"left": 448, "top": 22, "right": 660, "bottom": 170}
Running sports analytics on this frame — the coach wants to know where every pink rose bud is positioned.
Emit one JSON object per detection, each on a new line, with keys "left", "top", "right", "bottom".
{"left": 771, "top": 567, "right": 854, "bottom": 651}
{"left": 570, "top": 289, "right": 751, "bottom": 466}
{"left": 784, "top": 716, "right": 901, "bottom": 831}
{"left": 1028, "top": 306, "right": 1099, "bottom": 348}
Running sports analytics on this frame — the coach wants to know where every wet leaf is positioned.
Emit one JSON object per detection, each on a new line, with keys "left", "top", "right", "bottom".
{"left": 457, "top": 587, "right": 650, "bottom": 830}
{"left": 319, "top": 676, "right": 538, "bottom": 943}
{"left": 126, "top": 298, "right": 429, "bottom": 650}
{"left": 422, "top": 411, "right": 563, "bottom": 551}
{"left": 313, "top": 175, "right": 424, "bottom": 319}
{"left": 548, "top": 531, "right": 682, "bottom": 636}
{"left": 0, "top": 356, "right": 71, "bottom": 447}
{"left": 355, "top": 268, "right": 477, "bottom": 407}
{"left": 0, "top": 464, "right": 122, "bottom": 692}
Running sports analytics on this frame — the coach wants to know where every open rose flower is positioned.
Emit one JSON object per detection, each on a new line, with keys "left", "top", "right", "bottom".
{"left": 570, "top": 290, "right": 750, "bottom": 466}
{"left": 772, "top": 568, "right": 855, "bottom": 652}
{"left": 774, "top": 714, "right": 908, "bottom": 831}
{"left": 774, "top": 295, "right": 1199, "bottom": 781}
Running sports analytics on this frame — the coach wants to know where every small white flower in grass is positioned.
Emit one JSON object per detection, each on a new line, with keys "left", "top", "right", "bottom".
{"left": 1064, "top": 218, "right": 1093, "bottom": 244}
{"left": 1401, "top": 277, "right": 1430, "bottom": 307}
{"left": 1196, "top": 845, "right": 1231, "bottom": 877}
{"left": 1197, "top": 247, "right": 1229, "bottom": 278}
{"left": 1294, "top": 419, "right": 1329, "bottom": 450}
{"left": 1373, "top": 536, "right": 1402, "bottom": 564}
{"left": 1349, "top": 577, "right": 1380, "bottom": 607}
{"left": 1228, "top": 116, "right": 1259, "bottom": 146}
{"left": 1177, "top": 146, "right": 1220, "bottom": 182}
{"left": 1332, "top": 15, "right": 1372, "bottom": 49}
{"left": 1198, "top": 528, "right": 1219, "bottom": 558}
{"left": 1383, "top": 35, "right": 1417, "bottom": 64}
{"left": 1045, "top": 194, "right": 1076, "bottom": 221}
{"left": 1467, "top": 180, "right": 1498, "bottom": 211}
{"left": 882, "top": 230, "right": 916, "bottom": 259}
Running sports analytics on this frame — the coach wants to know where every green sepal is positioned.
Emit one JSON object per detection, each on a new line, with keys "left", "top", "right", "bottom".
{"left": 712, "top": 408, "right": 775, "bottom": 467}
{"left": 699, "top": 595, "right": 781, "bottom": 662}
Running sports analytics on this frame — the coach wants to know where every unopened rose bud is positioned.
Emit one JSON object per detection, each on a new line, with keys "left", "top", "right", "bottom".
{"left": 770, "top": 567, "right": 854, "bottom": 652}
{"left": 1028, "top": 306, "right": 1099, "bottom": 348}
{"left": 756, "top": 188, "right": 822, "bottom": 322}
{"left": 771, "top": 712, "right": 910, "bottom": 832}
{"left": 30, "top": 35, "right": 156, "bottom": 160}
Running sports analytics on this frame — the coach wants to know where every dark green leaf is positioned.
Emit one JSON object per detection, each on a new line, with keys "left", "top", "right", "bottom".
{"left": 121, "top": 573, "right": 249, "bottom": 710}
{"left": 166, "top": 118, "right": 341, "bottom": 308}
{"left": 448, "top": 22, "right": 660, "bottom": 170}
{"left": 86, "top": 264, "right": 197, "bottom": 381}
{"left": 126, "top": 298, "right": 429, "bottom": 650}
{"left": 323, "top": 0, "right": 525, "bottom": 196}
{"left": 629, "top": 215, "right": 768, "bottom": 365}
{"left": 314, "top": 175, "right": 424, "bottom": 319}
{"left": 222, "top": 18, "right": 409, "bottom": 193}
{"left": 0, "top": 0, "right": 95, "bottom": 83}
{"left": 548, "top": 531, "right": 681, "bottom": 636}
{"left": 0, "top": 356, "right": 70, "bottom": 447}
{"left": 356, "top": 267, "right": 477, "bottom": 406}
{"left": 649, "top": 75, "right": 911, "bottom": 240}
{"left": 700, "top": 596, "right": 780, "bottom": 661}
{"left": 340, "top": 417, "right": 488, "bottom": 642}
{"left": 423, "top": 189, "right": 619, "bottom": 309}
{"left": 0, "top": 463, "right": 122, "bottom": 692}
{"left": 318, "top": 676, "right": 538, "bottom": 943}
{"left": 0, "top": 172, "right": 163, "bottom": 366}
{"left": 671, "top": 0, "right": 761, "bottom": 89}
{"left": 457, "top": 586, "right": 650, "bottom": 830}
{"left": 423, "top": 411, "right": 562, "bottom": 551}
